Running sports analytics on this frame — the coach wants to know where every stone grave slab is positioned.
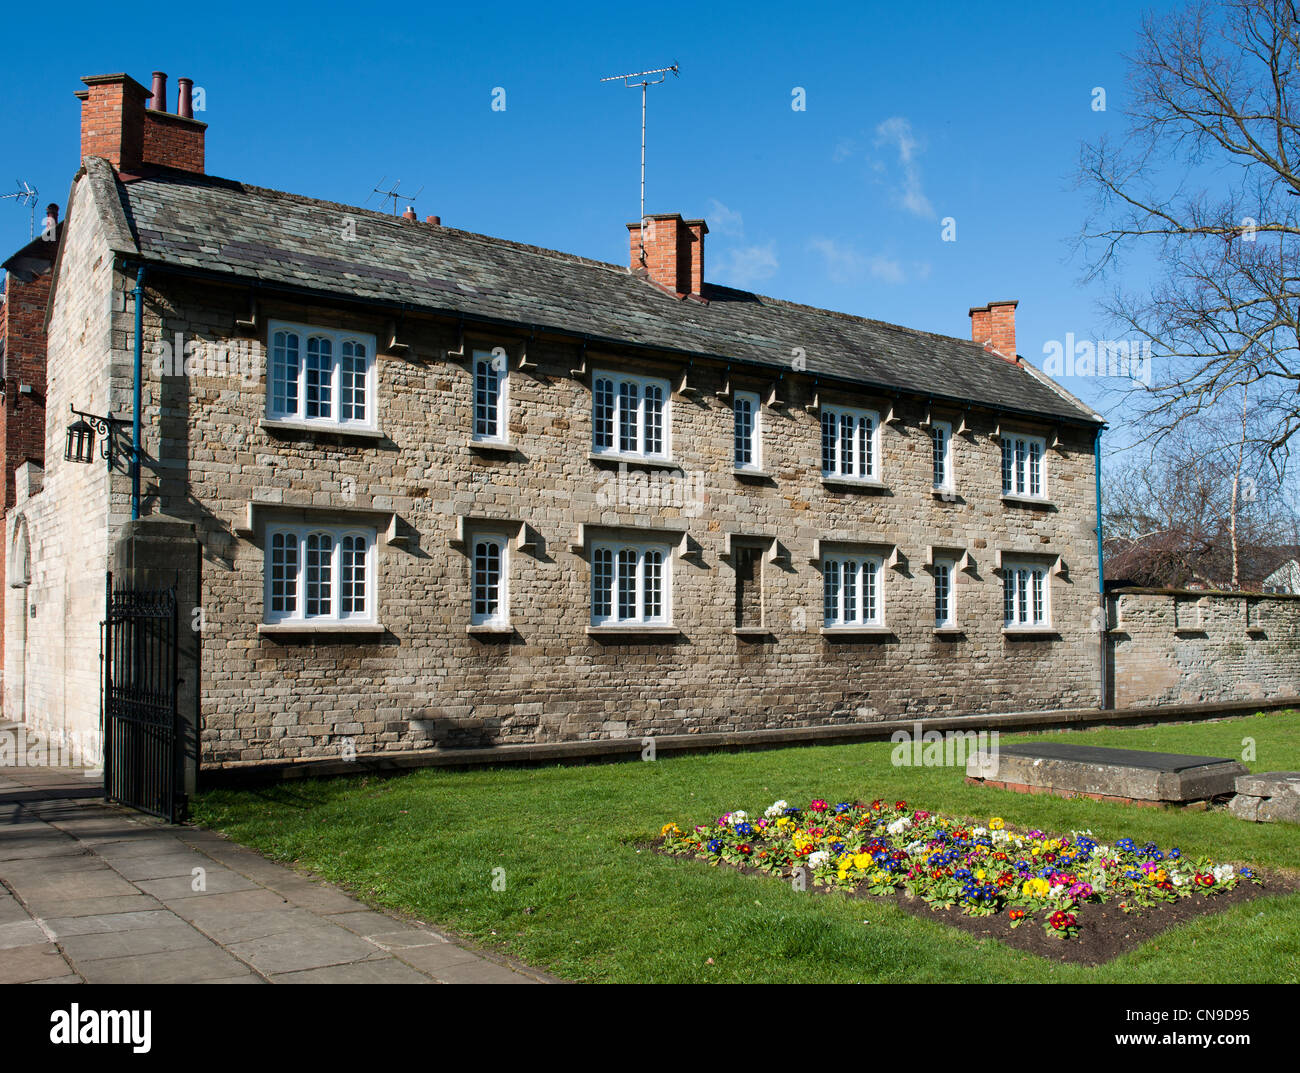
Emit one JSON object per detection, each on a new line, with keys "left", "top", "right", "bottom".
{"left": 1228, "top": 772, "right": 1300, "bottom": 823}
{"left": 966, "top": 743, "right": 1247, "bottom": 804}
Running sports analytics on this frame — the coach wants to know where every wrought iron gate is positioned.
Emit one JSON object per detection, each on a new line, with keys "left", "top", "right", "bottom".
{"left": 102, "top": 572, "right": 182, "bottom": 821}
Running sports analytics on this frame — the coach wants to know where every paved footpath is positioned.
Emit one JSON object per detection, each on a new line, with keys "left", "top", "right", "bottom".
{"left": 0, "top": 764, "right": 554, "bottom": 984}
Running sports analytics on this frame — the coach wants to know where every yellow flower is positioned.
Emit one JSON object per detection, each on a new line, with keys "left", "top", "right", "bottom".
{"left": 989, "top": 818, "right": 1005, "bottom": 830}
{"left": 871, "top": 872, "right": 889, "bottom": 885}
{"left": 853, "top": 853, "right": 872, "bottom": 870}
{"left": 1022, "top": 878, "right": 1051, "bottom": 898}
{"left": 976, "top": 869, "right": 986, "bottom": 880}
{"left": 661, "top": 822, "right": 680, "bottom": 837}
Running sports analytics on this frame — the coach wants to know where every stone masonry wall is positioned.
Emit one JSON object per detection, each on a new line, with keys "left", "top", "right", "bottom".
{"left": 121, "top": 274, "right": 1103, "bottom": 766}
{"left": 1107, "top": 589, "right": 1300, "bottom": 708}
{"left": 3, "top": 180, "right": 116, "bottom": 762}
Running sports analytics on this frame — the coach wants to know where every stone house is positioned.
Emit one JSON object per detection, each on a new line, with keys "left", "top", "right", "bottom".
{"left": 3, "top": 70, "right": 1106, "bottom": 776}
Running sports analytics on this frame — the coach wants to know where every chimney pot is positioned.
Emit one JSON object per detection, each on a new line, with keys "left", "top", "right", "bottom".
{"left": 425, "top": 215, "right": 441, "bottom": 226}
{"left": 149, "top": 71, "right": 168, "bottom": 112}
{"left": 176, "top": 77, "right": 193, "bottom": 119}
{"left": 402, "top": 206, "right": 417, "bottom": 221}
{"left": 45, "top": 203, "right": 59, "bottom": 224}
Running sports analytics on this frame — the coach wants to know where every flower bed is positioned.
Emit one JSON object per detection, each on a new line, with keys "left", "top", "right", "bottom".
{"left": 660, "top": 798, "right": 1262, "bottom": 940}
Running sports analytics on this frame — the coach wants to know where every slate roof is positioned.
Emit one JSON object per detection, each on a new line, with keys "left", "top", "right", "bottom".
{"left": 82, "top": 158, "right": 1102, "bottom": 426}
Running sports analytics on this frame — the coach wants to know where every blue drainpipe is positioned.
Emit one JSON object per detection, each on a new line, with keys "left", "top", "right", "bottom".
{"left": 132, "top": 265, "right": 144, "bottom": 521}
{"left": 1095, "top": 425, "right": 1107, "bottom": 707}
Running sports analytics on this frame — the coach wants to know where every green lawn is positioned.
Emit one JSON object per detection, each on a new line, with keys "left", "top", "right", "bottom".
{"left": 191, "top": 711, "right": 1300, "bottom": 983}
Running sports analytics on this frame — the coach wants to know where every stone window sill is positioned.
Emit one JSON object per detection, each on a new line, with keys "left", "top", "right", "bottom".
{"left": 259, "top": 622, "right": 385, "bottom": 635}
{"left": 733, "top": 467, "right": 772, "bottom": 480}
{"left": 469, "top": 439, "right": 515, "bottom": 454}
{"left": 933, "top": 626, "right": 965, "bottom": 636}
{"left": 261, "top": 418, "right": 384, "bottom": 440}
{"left": 820, "top": 626, "right": 893, "bottom": 638}
{"left": 586, "top": 624, "right": 681, "bottom": 638}
{"left": 1000, "top": 494, "right": 1054, "bottom": 509}
{"left": 931, "top": 487, "right": 959, "bottom": 500}
{"left": 588, "top": 451, "right": 681, "bottom": 472}
{"left": 821, "top": 476, "right": 887, "bottom": 493}
{"left": 1001, "top": 627, "right": 1059, "bottom": 638}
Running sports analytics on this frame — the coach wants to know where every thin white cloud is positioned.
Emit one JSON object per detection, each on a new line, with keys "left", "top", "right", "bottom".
{"left": 706, "top": 198, "right": 745, "bottom": 238}
{"left": 712, "top": 242, "right": 780, "bottom": 288}
{"left": 808, "top": 237, "right": 924, "bottom": 286}
{"left": 873, "top": 116, "right": 935, "bottom": 219}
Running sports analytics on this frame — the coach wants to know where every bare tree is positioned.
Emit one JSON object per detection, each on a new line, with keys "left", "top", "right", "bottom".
{"left": 1104, "top": 409, "right": 1299, "bottom": 587}
{"left": 1079, "top": 0, "right": 1300, "bottom": 474}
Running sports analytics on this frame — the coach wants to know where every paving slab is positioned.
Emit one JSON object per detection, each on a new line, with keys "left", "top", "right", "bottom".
{"left": 1, "top": 761, "right": 552, "bottom": 984}
{"left": 0, "top": 942, "right": 73, "bottom": 984}
{"left": 1230, "top": 771, "right": 1300, "bottom": 823}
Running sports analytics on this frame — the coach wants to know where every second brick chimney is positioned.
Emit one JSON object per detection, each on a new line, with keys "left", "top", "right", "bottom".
{"left": 969, "top": 300, "right": 1019, "bottom": 363}
{"left": 75, "top": 71, "right": 207, "bottom": 174}
{"left": 627, "top": 213, "right": 707, "bottom": 297}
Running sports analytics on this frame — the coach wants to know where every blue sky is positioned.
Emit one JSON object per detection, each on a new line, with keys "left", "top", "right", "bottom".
{"left": 1, "top": 0, "right": 1172, "bottom": 459}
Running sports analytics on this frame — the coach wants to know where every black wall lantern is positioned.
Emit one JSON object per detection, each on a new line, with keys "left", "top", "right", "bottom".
{"left": 65, "top": 405, "right": 127, "bottom": 470}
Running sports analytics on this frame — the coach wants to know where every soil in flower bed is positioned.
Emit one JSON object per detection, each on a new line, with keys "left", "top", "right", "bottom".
{"left": 650, "top": 845, "right": 1299, "bottom": 967}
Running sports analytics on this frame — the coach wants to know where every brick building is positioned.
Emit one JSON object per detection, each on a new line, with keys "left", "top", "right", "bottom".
{"left": 4, "top": 70, "right": 1107, "bottom": 776}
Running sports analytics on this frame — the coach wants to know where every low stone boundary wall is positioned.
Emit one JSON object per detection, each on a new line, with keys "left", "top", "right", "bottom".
{"left": 1106, "top": 589, "right": 1300, "bottom": 709}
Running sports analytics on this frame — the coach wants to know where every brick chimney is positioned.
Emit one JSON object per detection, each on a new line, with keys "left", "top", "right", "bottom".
{"left": 969, "top": 300, "right": 1019, "bottom": 363}
{"left": 75, "top": 71, "right": 206, "bottom": 174}
{"left": 627, "top": 213, "right": 708, "bottom": 297}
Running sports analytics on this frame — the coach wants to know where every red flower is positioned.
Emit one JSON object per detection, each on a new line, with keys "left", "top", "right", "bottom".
{"left": 1009, "top": 909, "right": 1025, "bottom": 921}
{"left": 738, "top": 844, "right": 752, "bottom": 856}
{"left": 895, "top": 801, "right": 907, "bottom": 811}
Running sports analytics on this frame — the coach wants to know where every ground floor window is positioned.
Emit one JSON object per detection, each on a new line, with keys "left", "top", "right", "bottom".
{"left": 1003, "top": 562, "right": 1049, "bottom": 627}
{"left": 822, "top": 553, "right": 882, "bottom": 627}
{"left": 591, "top": 542, "right": 671, "bottom": 626}
{"left": 265, "top": 524, "right": 375, "bottom": 624}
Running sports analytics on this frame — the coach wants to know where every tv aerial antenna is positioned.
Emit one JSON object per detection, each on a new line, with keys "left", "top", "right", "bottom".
{"left": 600, "top": 64, "right": 679, "bottom": 267}
{"left": 368, "top": 177, "right": 424, "bottom": 216}
{"left": 1, "top": 181, "right": 39, "bottom": 239}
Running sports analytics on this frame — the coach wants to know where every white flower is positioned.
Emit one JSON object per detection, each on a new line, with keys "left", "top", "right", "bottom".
{"left": 887, "top": 817, "right": 911, "bottom": 836}
{"left": 764, "top": 800, "right": 788, "bottom": 819}
{"left": 1173, "top": 874, "right": 1187, "bottom": 887}
{"left": 991, "top": 829, "right": 1009, "bottom": 844}
{"left": 808, "top": 851, "right": 830, "bottom": 869}
{"left": 904, "top": 840, "right": 925, "bottom": 856}
{"left": 1213, "top": 864, "right": 1235, "bottom": 884}
{"left": 972, "top": 827, "right": 987, "bottom": 836}
{"left": 1049, "top": 883, "right": 1065, "bottom": 899}
{"left": 730, "top": 811, "right": 748, "bottom": 825}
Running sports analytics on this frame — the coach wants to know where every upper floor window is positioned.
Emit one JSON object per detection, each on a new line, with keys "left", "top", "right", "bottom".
{"left": 268, "top": 322, "right": 376, "bottom": 429}
{"left": 473, "top": 350, "right": 508, "bottom": 443}
{"left": 1003, "top": 561, "right": 1049, "bottom": 628}
{"left": 932, "top": 420, "right": 953, "bottom": 491}
{"left": 1001, "top": 434, "right": 1046, "bottom": 499}
{"left": 734, "top": 390, "right": 762, "bottom": 471}
{"left": 592, "top": 371, "right": 670, "bottom": 460}
{"left": 471, "top": 535, "right": 509, "bottom": 626}
{"left": 822, "top": 553, "right": 882, "bottom": 627}
{"left": 821, "top": 405, "right": 878, "bottom": 481}
{"left": 265, "top": 524, "right": 375, "bottom": 625}
{"left": 591, "top": 542, "right": 670, "bottom": 626}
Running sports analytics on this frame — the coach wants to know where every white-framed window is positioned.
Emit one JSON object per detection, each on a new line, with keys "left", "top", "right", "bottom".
{"left": 472, "top": 349, "right": 508, "bottom": 443}
{"left": 1000, "top": 433, "right": 1046, "bottom": 499}
{"left": 268, "top": 321, "right": 377, "bottom": 429}
{"left": 821, "top": 553, "right": 883, "bottom": 627}
{"left": 264, "top": 524, "right": 376, "bottom": 624}
{"left": 933, "top": 559, "right": 955, "bottom": 627}
{"left": 733, "top": 390, "right": 762, "bottom": 470}
{"left": 590, "top": 542, "right": 671, "bottom": 625}
{"left": 471, "top": 535, "right": 509, "bottom": 626}
{"left": 592, "top": 371, "right": 670, "bottom": 459}
{"left": 820, "top": 405, "right": 879, "bottom": 481}
{"left": 932, "top": 420, "right": 953, "bottom": 490}
{"left": 1003, "top": 561, "right": 1050, "bottom": 628}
